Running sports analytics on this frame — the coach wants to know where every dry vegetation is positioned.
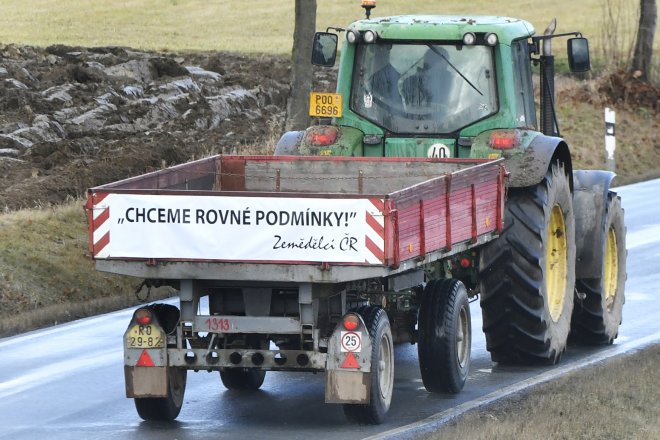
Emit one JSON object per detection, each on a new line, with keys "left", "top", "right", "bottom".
{"left": 0, "top": 202, "right": 174, "bottom": 335}
{"left": 424, "top": 344, "right": 660, "bottom": 440}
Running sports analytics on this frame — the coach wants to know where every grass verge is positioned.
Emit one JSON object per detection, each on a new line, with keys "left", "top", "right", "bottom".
{"left": 0, "top": 201, "right": 173, "bottom": 336}
{"left": 424, "top": 344, "right": 660, "bottom": 440}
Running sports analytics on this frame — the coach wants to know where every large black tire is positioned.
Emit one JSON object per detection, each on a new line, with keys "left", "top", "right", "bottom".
{"left": 479, "top": 162, "right": 576, "bottom": 364}
{"left": 343, "top": 306, "right": 394, "bottom": 425}
{"left": 220, "top": 368, "right": 266, "bottom": 391}
{"left": 134, "top": 367, "right": 187, "bottom": 421}
{"left": 418, "top": 279, "right": 471, "bottom": 393}
{"left": 571, "top": 193, "right": 626, "bottom": 344}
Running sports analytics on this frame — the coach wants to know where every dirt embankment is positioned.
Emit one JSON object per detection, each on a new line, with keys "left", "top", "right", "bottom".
{"left": 1, "top": 44, "right": 658, "bottom": 211}
{"left": 0, "top": 44, "right": 305, "bottom": 210}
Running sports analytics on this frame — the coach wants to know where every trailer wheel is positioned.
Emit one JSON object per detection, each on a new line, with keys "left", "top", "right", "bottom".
{"left": 571, "top": 193, "right": 626, "bottom": 344}
{"left": 220, "top": 335, "right": 267, "bottom": 390}
{"left": 479, "top": 162, "right": 576, "bottom": 364}
{"left": 220, "top": 368, "right": 266, "bottom": 391}
{"left": 418, "top": 279, "right": 471, "bottom": 393}
{"left": 343, "top": 306, "right": 394, "bottom": 425}
{"left": 134, "top": 367, "right": 187, "bottom": 421}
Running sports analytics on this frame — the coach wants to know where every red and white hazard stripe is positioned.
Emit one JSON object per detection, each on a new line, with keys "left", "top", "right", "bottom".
{"left": 365, "top": 198, "right": 385, "bottom": 265}
{"left": 91, "top": 193, "right": 111, "bottom": 258}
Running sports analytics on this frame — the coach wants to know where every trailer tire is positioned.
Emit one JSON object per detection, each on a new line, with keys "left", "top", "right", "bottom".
{"left": 342, "top": 306, "right": 394, "bottom": 425}
{"left": 418, "top": 279, "right": 471, "bottom": 393}
{"left": 220, "top": 368, "right": 266, "bottom": 391}
{"left": 479, "top": 162, "right": 576, "bottom": 364}
{"left": 571, "top": 193, "right": 626, "bottom": 344}
{"left": 134, "top": 367, "right": 187, "bottom": 421}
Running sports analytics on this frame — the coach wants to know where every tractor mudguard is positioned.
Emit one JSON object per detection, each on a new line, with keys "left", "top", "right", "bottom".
{"left": 471, "top": 130, "right": 573, "bottom": 189}
{"left": 274, "top": 131, "right": 304, "bottom": 155}
{"left": 572, "top": 170, "right": 617, "bottom": 279}
{"left": 505, "top": 134, "right": 574, "bottom": 189}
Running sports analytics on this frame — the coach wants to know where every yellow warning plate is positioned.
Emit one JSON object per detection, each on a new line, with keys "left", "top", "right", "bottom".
{"left": 309, "top": 92, "right": 342, "bottom": 117}
{"left": 126, "top": 324, "right": 165, "bottom": 348}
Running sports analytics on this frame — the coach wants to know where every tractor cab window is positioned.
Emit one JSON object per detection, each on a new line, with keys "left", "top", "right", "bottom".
{"left": 511, "top": 39, "right": 537, "bottom": 129}
{"left": 351, "top": 43, "right": 498, "bottom": 134}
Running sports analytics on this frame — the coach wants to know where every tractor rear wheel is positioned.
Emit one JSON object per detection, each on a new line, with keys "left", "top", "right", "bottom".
{"left": 479, "top": 162, "right": 576, "bottom": 364}
{"left": 571, "top": 193, "right": 626, "bottom": 344}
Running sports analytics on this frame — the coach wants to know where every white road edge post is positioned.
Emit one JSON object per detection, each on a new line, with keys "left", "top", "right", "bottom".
{"left": 605, "top": 107, "right": 616, "bottom": 172}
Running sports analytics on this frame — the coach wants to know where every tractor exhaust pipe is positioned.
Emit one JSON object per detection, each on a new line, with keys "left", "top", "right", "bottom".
{"left": 540, "top": 18, "right": 558, "bottom": 137}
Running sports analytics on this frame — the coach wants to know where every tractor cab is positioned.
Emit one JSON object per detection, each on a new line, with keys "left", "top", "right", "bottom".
{"left": 278, "top": 9, "right": 590, "bottom": 162}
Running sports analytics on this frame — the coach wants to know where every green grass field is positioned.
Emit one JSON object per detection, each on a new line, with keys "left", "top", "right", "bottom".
{"left": 0, "top": 0, "right": 649, "bottom": 56}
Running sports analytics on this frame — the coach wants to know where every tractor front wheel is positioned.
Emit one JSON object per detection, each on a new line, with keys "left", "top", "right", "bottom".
{"left": 571, "top": 193, "right": 626, "bottom": 344}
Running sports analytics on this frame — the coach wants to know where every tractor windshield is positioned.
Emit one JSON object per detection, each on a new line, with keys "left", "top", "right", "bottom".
{"left": 350, "top": 43, "right": 498, "bottom": 134}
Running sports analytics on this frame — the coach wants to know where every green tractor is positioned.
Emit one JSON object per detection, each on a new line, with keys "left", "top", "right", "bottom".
{"left": 277, "top": 10, "right": 626, "bottom": 366}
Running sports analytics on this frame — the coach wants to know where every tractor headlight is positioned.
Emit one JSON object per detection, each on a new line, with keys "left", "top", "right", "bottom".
{"left": 347, "top": 30, "right": 361, "bottom": 44}
{"left": 363, "top": 30, "right": 378, "bottom": 44}
{"left": 462, "top": 32, "right": 476, "bottom": 45}
{"left": 485, "top": 33, "right": 498, "bottom": 46}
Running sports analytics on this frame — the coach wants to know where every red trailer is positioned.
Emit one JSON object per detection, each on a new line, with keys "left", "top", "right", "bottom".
{"left": 86, "top": 155, "right": 505, "bottom": 423}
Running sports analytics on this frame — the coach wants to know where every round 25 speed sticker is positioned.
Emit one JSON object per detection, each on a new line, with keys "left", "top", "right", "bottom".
{"left": 340, "top": 331, "right": 362, "bottom": 352}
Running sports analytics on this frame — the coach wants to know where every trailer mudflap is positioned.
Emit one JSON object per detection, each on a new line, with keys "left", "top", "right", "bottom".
{"left": 326, "top": 370, "right": 370, "bottom": 403}
{"left": 324, "top": 314, "right": 372, "bottom": 404}
{"left": 124, "top": 346, "right": 168, "bottom": 397}
{"left": 123, "top": 310, "right": 169, "bottom": 398}
{"left": 124, "top": 365, "right": 168, "bottom": 398}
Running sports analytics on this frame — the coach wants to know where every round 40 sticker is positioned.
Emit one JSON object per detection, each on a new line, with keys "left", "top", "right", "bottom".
{"left": 427, "top": 143, "right": 451, "bottom": 158}
{"left": 340, "top": 331, "right": 362, "bottom": 353}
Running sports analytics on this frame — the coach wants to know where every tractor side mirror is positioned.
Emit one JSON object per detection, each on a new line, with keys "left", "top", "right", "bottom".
{"left": 311, "top": 32, "right": 338, "bottom": 67}
{"left": 567, "top": 37, "right": 590, "bottom": 73}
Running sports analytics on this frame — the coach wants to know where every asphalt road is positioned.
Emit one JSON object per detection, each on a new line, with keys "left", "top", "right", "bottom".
{"left": 1, "top": 178, "right": 659, "bottom": 440}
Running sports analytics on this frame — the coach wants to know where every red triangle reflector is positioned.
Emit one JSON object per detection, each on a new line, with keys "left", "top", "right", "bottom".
{"left": 137, "top": 349, "right": 155, "bottom": 367}
{"left": 341, "top": 351, "right": 360, "bottom": 369}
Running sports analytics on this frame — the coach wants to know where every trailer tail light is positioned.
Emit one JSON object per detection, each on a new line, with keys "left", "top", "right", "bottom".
{"left": 343, "top": 313, "right": 360, "bottom": 331}
{"left": 306, "top": 126, "right": 338, "bottom": 146}
{"left": 489, "top": 131, "right": 520, "bottom": 149}
{"left": 135, "top": 308, "right": 153, "bottom": 326}
{"left": 460, "top": 257, "right": 471, "bottom": 268}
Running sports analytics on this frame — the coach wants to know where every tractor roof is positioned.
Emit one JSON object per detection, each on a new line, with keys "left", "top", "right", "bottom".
{"left": 348, "top": 15, "right": 535, "bottom": 45}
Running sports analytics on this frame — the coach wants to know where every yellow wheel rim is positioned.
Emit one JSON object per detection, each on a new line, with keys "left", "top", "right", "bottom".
{"left": 604, "top": 227, "right": 618, "bottom": 311}
{"left": 546, "top": 204, "right": 568, "bottom": 322}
